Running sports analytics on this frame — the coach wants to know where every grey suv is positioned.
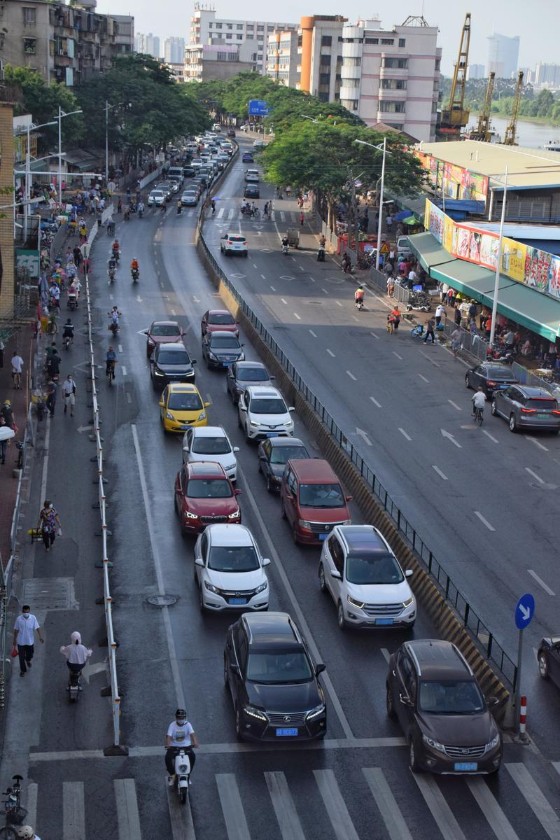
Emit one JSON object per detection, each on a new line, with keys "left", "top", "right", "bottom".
{"left": 386, "top": 639, "right": 502, "bottom": 774}
{"left": 491, "top": 384, "right": 560, "bottom": 433}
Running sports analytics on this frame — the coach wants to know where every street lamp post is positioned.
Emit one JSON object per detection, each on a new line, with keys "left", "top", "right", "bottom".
{"left": 355, "top": 137, "right": 388, "bottom": 271}
{"left": 57, "top": 107, "right": 83, "bottom": 205}
{"left": 18, "top": 119, "right": 57, "bottom": 243}
{"left": 489, "top": 168, "right": 508, "bottom": 348}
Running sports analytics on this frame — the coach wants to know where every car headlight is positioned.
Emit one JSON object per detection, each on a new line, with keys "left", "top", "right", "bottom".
{"left": 298, "top": 519, "right": 312, "bottom": 529}
{"left": 485, "top": 733, "right": 500, "bottom": 751}
{"left": 254, "top": 581, "right": 268, "bottom": 594}
{"left": 228, "top": 511, "right": 240, "bottom": 520}
{"left": 347, "top": 595, "right": 364, "bottom": 609}
{"left": 250, "top": 420, "right": 260, "bottom": 427}
{"left": 204, "top": 581, "right": 220, "bottom": 594}
{"left": 185, "top": 511, "right": 198, "bottom": 519}
{"left": 224, "top": 462, "right": 236, "bottom": 472}
{"left": 403, "top": 596, "right": 415, "bottom": 608}
{"left": 165, "top": 412, "right": 175, "bottom": 420}
{"left": 306, "top": 704, "right": 326, "bottom": 721}
{"left": 197, "top": 411, "right": 206, "bottom": 421}
{"left": 243, "top": 705, "right": 267, "bottom": 722}
{"left": 422, "top": 734, "right": 446, "bottom": 754}
{"left": 154, "top": 368, "right": 164, "bottom": 377}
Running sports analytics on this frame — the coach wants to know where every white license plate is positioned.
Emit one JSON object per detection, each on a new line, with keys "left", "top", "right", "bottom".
{"left": 454, "top": 762, "right": 478, "bottom": 772}
{"left": 276, "top": 728, "right": 298, "bottom": 737}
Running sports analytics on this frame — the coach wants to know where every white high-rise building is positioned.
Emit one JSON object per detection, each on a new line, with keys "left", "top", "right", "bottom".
{"left": 468, "top": 64, "right": 485, "bottom": 80}
{"left": 487, "top": 33, "right": 519, "bottom": 79}
{"left": 164, "top": 37, "right": 185, "bottom": 65}
{"left": 136, "top": 33, "right": 161, "bottom": 59}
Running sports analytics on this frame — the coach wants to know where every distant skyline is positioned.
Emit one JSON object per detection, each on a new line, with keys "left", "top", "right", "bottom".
{"left": 97, "top": 0, "right": 558, "bottom": 76}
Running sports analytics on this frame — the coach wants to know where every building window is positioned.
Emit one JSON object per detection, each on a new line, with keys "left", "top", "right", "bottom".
{"left": 215, "top": 22, "right": 222, "bottom": 29}
{"left": 321, "top": 35, "right": 332, "bottom": 47}
{"left": 364, "top": 37, "right": 378, "bottom": 45}
{"left": 236, "top": 24, "right": 243, "bottom": 30}
{"left": 227, "top": 23, "right": 232, "bottom": 29}
{"left": 257, "top": 25, "right": 264, "bottom": 31}
{"left": 381, "top": 38, "right": 394, "bottom": 45}
{"left": 435, "top": 59, "right": 441, "bottom": 71}
{"left": 22, "top": 7, "right": 36, "bottom": 26}
{"left": 383, "top": 57, "right": 408, "bottom": 69}
{"left": 398, "top": 38, "right": 406, "bottom": 48}
{"left": 380, "top": 78, "right": 407, "bottom": 89}
{"left": 379, "top": 101, "right": 406, "bottom": 113}
{"left": 225, "top": 33, "right": 232, "bottom": 39}
{"left": 23, "top": 37, "right": 37, "bottom": 54}
{"left": 237, "top": 34, "right": 243, "bottom": 40}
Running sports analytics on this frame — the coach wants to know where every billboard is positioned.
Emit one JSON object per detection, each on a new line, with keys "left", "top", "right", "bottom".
{"left": 248, "top": 99, "right": 270, "bottom": 116}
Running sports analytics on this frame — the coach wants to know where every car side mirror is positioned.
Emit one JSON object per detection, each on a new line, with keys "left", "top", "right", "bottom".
{"left": 330, "top": 570, "right": 342, "bottom": 580}
{"left": 288, "top": 407, "right": 295, "bottom": 412}
{"left": 191, "top": 359, "right": 197, "bottom": 365}
{"left": 487, "top": 696, "right": 499, "bottom": 707}
{"left": 262, "top": 558, "right": 271, "bottom": 567}
{"left": 315, "top": 663, "right": 326, "bottom": 676}
{"left": 405, "top": 569, "right": 413, "bottom": 578}
{"left": 399, "top": 694, "right": 413, "bottom": 708}
{"left": 158, "top": 399, "right": 164, "bottom": 408}
{"left": 204, "top": 401, "right": 211, "bottom": 408}
{"left": 234, "top": 488, "right": 242, "bottom": 496}
{"left": 345, "top": 495, "right": 353, "bottom": 502}
{"left": 270, "top": 375, "right": 276, "bottom": 380}
{"left": 194, "top": 558, "right": 204, "bottom": 567}
{"left": 239, "top": 406, "right": 247, "bottom": 412}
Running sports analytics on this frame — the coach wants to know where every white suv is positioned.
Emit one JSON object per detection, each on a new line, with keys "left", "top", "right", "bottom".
{"left": 182, "top": 426, "right": 239, "bottom": 481}
{"left": 319, "top": 525, "right": 416, "bottom": 631}
{"left": 221, "top": 233, "right": 248, "bottom": 257}
{"left": 238, "top": 386, "right": 294, "bottom": 442}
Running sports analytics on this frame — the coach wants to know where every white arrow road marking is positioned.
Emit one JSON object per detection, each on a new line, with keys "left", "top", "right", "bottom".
{"left": 528, "top": 569, "right": 555, "bottom": 596}
{"left": 346, "top": 371, "right": 357, "bottom": 381}
{"left": 399, "top": 428, "right": 411, "bottom": 441}
{"left": 356, "top": 428, "right": 372, "bottom": 445}
{"left": 441, "top": 428, "right": 462, "bottom": 448}
{"left": 448, "top": 399, "right": 462, "bottom": 411}
{"left": 76, "top": 425, "right": 93, "bottom": 434}
{"left": 525, "top": 467, "right": 546, "bottom": 484}
{"left": 474, "top": 511, "right": 495, "bottom": 532}
{"left": 370, "top": 396, "right": 382, "bottom": 408}
{"left": 432, "top": 465, "right": 448, "bottom": 480}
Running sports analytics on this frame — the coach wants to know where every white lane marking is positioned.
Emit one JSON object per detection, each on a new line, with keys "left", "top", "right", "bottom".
{"left": 270, "top": 285, "right": 276, "bottom": 291}
{"left": 483, "top": 429, "right": 499, "bottom": 443}
{"left": 114, "top": 779, "right": 142, "bottom": 840}
{"left": 299, "top": 265, "right": 305, "bottom": 272}
{"left": 327, "top": 349, "right": 335, "bottom": 357}
{"left": 346, "top": 371, "right": 357, "bottom": 381}
{"left": 506, "top": 763, "right": 560, "bottom": 840}
{"left": 118, "top": 343, "right": 123, "bottom": 352}
{"left": 260, "top": 274, "right": 266, "bottom": 279}
{"left": 393, "top": 351, "right": 403, "bottom": 360}
{"left": 309, "top": 329, "right": 317, "bottom": 338}
{"left": 466, "top": 778, "right": 520, "bottom": 840}
{"left": 294, "top": 312, "right": 301, "bottom": 320}
{"left": 39, "top": 416, "right": 52, "bottom": 508}
{"left": 322, "top": 288, "right": 329, "bottom": 295}
{"left": 474, "top": 510, "right": 495, "bottom": 532}
{"left": 441, "top": 428, "right": 461, "bottom": 448}
{"left": 370, "top": 331, "right": 380, "bottom": 340}
{"left": 363, "top": 768, "right": 413, "bottom": 840}
{"left": 448, "top": 399, "right": 462, "bottom": 411}
{"left": 216, "top": 774, "right": 251, "bottom": 840}
{"left": 26, "top": 783, "right": 38, "bottom": 829}
{"left": 525, "top": 435, "right": 548, "bottom": 451}
{"left": 380, "top": 648, "right": 390, "bottom": 664}
{"left": 418, "top": 373, "right": 429, "bottom": 383}
{"left": 413, "top": 775, "right": 466, "bottom": 840}
{"left": 314, "top": 770, "right": 360, "bottom": 840}
{"left": 399, "top": 428, "right": 411, "bottom": 441}
{"left": 265, "top": 772, "right": 306, "bottom": 840}
{"left": 432, "top": 465, "right": 448, "bottom": 480}
{"left": 370, "top": 396, "right": 382, "bottom": 408}
{"left": 63, "top": 781, "right": 85, "bottom": 840}
{"left": 528, "top": 569, "right": 556, "bottom": 596}
{"left": 131, "top": 425, "right": 186, "bottom": 709}
{"left": 126, "top": 392, "right": 132, "bottom": 404}
{"left": 352, "top": 315, "right": 359, "bottom": 322}
{"left": 121, "top": 366, "right": 127, "bottom": 376}
{"left": 336, "top": 300, "right": 343, "bottom": 307}
{"left": 170, "top": 309, "right": 176, "bottom": 316}
{"left": 280, "top": 298, "right": 288, "bottom": 305}
{"left": 525, "top": 467, "right": 545, "bottom": 484}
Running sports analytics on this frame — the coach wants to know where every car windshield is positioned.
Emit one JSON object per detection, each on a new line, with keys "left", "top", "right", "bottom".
{"left": 186, "top": 479, "right": 232, "bottom": 499}
{"left": 158, "top": 350, "right": 190, "bottom": 365}
{"left": 345, "top": 552, "right": 403, "bottom": 585}
{"left": 151, "top": 324, "right": 180, "bottom": 337}
{"left": 238, "top": 367, "right": 269, "bottom": 383}
{"left": 168, "top": 393, "right": 202, "bottom": 411}
{"left": 212, "top": 336, "right": 239, "bottom": 349}
{"left": 250, "top": 398, "right": 287, "bottom": 414}
{"left": 270, "top": 445, "right": 308, "bottom": 465}
{"left": 191, "top": 436, "right": 230, "bottom": 455}
{"left": 299, "top": 483, "right": 345, "bottom": 508}
{"left": 419, "top": 680, "right": 485, "bottom": 714}
{"left": 207, "top": 546, "right": 259, "bottom": 572}
{"left": 526, "top": 398, "right": 558, "bottom": 410}
{"left": 227, "top": 236, "right": 245, "bottom": 243}
{"left": 209, "top": 313, "right": 235, "bottom": 325}
{"left": 246, "top": 650, "right": 313, "bottom": 683}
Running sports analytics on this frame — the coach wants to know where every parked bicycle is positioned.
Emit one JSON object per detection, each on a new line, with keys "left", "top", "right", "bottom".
{"left": 0, "top": 775, "right": 27, "bottom": 837}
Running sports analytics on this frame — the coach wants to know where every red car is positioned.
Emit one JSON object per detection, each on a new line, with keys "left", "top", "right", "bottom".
{"left": 174, "top": 461, "right": 241, "bottom": 535}
{"left": 200, "top": 309, "right": 239, "bottom": 338}
{"left": 145, "top": 320, "right": 184, "bottom": 358}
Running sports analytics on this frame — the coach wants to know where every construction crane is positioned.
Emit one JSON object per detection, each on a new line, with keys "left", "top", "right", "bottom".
{"left": 503, "top": 71, "right": 524, "bottom": 146}
{"left": 436, "top": 13, "right": 471, "bottom": 141}
{"left": 466, "top": 72, "right": 495, "bottom": 141}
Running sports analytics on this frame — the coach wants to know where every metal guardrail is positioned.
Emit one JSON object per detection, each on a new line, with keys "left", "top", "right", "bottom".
{"left": 198, "top": 231, "right": 518, "bottom": 691}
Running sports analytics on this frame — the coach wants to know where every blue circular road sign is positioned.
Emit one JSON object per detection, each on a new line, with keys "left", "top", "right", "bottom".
{"left": 515, "top": 593, "right": 535, "bottom": 630}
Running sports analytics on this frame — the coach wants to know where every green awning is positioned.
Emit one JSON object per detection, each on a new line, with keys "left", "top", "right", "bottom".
{"left": 408, "top": 231, "right": 456, "bottom": 273}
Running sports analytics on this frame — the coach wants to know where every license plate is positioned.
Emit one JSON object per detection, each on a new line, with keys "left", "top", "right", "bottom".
{"left": 538, "top": 414, "right": 551, "bottom": 419}
{"left": 318, "top": 533, "right": 328, "bottom": 541}
{"left": 229, "top": 597, "right": 247, "bottom": 605}
{"left": 180, "top": 424, "right": 192, "bottom": 430}
{"left": 376, "top": 618, "right": 394, "bottom": 626}
{"left": 454, "top": 762, "right": 478, "bottom": 772}
{"left": 276, "top": 728, "right": 298, "bottom": 737}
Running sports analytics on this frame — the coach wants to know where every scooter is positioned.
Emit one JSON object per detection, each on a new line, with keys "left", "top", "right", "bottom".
{"left": 282, "top": 242, "right": 289, "bottom": 255}
{"left": 67, "top": 667, "right": 83, "bottom": 703}
{"left": 355, "top": 297, "right": 364, "bottom": 311}
{"left": 317, "top": 246, "right": 325, "bottom": 262}
{"left": 109, "top": 320, "right": 119, "bottom": 337}
{"left": 131, "top": 267, "right": 139, "bottom": 283}
{"left": 108, "top": 267, "right": 116, "bottom": 285}
{"left": 173, "top": 750, "right": 191, "bottom": 804}
{"left": 63, "top": 332, "right": 73, "bottom": 351}
{"left": 67, "top": 293, "right": 78, "bottom": 311}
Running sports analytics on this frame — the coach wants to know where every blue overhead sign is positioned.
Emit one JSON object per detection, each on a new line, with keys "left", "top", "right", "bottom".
{"left": 248, "top": 99, "right": 270, "bottom": 116}
{"left": 515, "top": 593, "right": 535, "bottom": 630}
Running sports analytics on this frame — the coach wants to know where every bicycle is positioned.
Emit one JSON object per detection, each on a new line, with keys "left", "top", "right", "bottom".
{"left": 473, "top": 406, "right": 484, "bottom": 426}
{"left": 0, "top": 775, "right": 27, "bottom": 837}
{"left": 106, "top": 361, "right": 116, "bottom": 385}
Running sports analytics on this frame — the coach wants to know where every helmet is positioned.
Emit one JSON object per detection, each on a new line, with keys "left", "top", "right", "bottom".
{"left": 175, "top": 708, "right": 187, "bottom": 722}
{"left": 18, "top": 827, "right": 35, "bottom": 839}
{"left": 3, "top": 400, "right": 11, "bottom": 407}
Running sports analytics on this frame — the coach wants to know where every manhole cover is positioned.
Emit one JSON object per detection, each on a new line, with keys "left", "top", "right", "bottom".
{"left": 22, "top": 578, "right": 77, "bottom": 610}
{"left": 146, "top": 594, "right": 178, "bottom": 607}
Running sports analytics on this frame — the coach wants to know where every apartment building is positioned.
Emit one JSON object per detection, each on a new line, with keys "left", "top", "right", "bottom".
{"left": 487, "top": 32, "right": 519, "bottom": 80}
{"left": 0, "top": 0, "right": 133, "bottom": 86}
{"left": 164, "top": 37, "right": 185, "bottom": 66}
{"left": 136, "top": 32, "right": 161, "bottom": 59}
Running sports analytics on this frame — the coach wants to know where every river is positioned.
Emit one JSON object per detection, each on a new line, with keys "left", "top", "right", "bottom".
{"left": 468, "top": 114, "right": 560, "bottom": 149}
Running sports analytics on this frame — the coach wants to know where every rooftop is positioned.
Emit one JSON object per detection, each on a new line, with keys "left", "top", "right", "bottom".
{"left": 417, "top": 140, "right": 560, "bottom": 190}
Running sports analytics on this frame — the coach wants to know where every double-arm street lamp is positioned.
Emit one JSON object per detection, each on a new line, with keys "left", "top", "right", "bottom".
{"left": 57, "top": 107, "right": 83, "bottom": 204}
{"left": 354, "top": 137, "right": 388, "bottom": 271}
{"left": 15, "top": 119, "right": 57, "bottom": 242}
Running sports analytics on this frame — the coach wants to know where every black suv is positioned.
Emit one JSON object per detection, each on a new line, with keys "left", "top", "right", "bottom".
{"left": 386, "top": 639, "right": 502, "bottom": 774}
{"left": 150, "top": 342, "right": 196, "bottom": 389}
{"left": 224, "top": 612, "right": 327, "bottom": 742}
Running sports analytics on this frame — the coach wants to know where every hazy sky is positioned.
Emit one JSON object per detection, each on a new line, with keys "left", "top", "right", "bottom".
{"left": 96, "top": 0, "right": 557, "bottom": 75}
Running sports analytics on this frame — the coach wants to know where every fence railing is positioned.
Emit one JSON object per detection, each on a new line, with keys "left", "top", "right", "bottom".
{"left": 198, "top": 231, "right": 518, "bottom": 691}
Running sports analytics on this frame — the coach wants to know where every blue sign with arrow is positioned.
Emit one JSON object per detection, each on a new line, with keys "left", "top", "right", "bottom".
{"left": 515, "top": 593, "right": 535, "bottom": 630}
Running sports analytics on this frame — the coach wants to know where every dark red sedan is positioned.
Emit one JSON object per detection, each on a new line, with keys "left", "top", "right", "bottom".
{"left": 174, "top": 461, "right": 241, "bottom": 535}
{"left": 201, "top": 309, "right": 239, "bottom": 338}
{"left": 145, "top": 320, "right": 184, "bottom": 358}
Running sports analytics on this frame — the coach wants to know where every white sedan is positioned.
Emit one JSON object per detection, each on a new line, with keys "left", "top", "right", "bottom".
{"left": 182, "top": 425, "right": 239, "bottom": 481}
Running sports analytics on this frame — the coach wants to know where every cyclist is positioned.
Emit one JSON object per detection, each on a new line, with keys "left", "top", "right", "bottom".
{"left": 472, "top": 386, "right": 486, "bottom": 419}
{"left": 62, "top": 318, "right": 74, "bottom": 344}
{"left": 165, "top": 708, "right": 199, "bottom": 786}
{"left": 354, "top": 285, "right": 365, "bottom": 308}
{"left": 106, "top": 346, "right": 117, "bottom": 378}
{"left": 60, "top": 631, "right": 92, "bottom": 685}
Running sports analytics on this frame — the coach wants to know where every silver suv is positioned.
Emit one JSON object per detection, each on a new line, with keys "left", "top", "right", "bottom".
{"left": 491, "top": 384, "right": 560, "bottom": 433}
{"left": 238, "top": 386, "right": 294, "bottom": 442}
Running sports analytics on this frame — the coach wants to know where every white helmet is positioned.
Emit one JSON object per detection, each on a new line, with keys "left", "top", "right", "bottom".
{"left": 18, "top": 827, "right": 35, "bottom": 839}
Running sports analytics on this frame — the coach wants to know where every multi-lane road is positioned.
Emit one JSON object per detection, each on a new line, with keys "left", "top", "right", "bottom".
{"left": 3, "top": 141, "right": 560, "bottom": 839}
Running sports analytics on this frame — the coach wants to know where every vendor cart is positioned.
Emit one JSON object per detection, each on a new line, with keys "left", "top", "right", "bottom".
{"left": 286, "top": 228, "right": 300, "bottom": 248}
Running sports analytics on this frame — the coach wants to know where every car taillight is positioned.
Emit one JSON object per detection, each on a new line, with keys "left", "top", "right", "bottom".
{"left": 520, "top": 408, "right": 537, "bottom": 414}
{"left": 552, "top": 410, "right": 560, "bottom": 416}
{"left": 487, "top": 380, "right": 496, "bottom": 386}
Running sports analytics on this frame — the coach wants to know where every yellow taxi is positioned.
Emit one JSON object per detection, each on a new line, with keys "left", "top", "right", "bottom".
{"left": 159, "top": 383, "right": 210, "bottom": 433}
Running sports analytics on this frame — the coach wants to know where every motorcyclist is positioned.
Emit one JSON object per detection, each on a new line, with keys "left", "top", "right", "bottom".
{"left": 111, "top": 239, "right": 120, "bottom": 260}
{"left": 137, "top": 201, "right": 144, "bottom": 218}
{"left": 472, "top": 386, "right": 486, "bottom": 418}
{"left": 176, "top": 199, "right": 182, "bottom": 214}
{"left": 165, "top": 708, "right": 199, "bottom": 786}
{"left": 62, "top": 318, "right": 74, "bottom": 344}
{"left": 60, "top": 631, "right": 92, "bottom": 684}
{"left": 109, "top": 306, "right": 121, "bottom": 326}
{"left": 354, "top": 285, "right": 365, "bottom": 306}
{"left": 281, "top": 235, "right": 289, "bottom": 253}
{"left": 17, "top": 826, "right": 42, "bottom": 840}
{"left": 106, "top": 346, "right": 117, "bottom": 377}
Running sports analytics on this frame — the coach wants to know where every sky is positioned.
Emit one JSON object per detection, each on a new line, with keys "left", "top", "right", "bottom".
{"left": 96, "top": 0, "right": 558, "bottom": 76}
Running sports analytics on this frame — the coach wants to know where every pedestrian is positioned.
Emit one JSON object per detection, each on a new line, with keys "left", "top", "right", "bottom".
{"left": 390, "top": 305, "right": 401, "bottom": 330}
{"left": 62, "top": 374, "right": 76, "bottom": 416}
{"left": 0, "top": 414, "right": 8, "bottom": 464}
{"left": 468, "top": 301, "right": 477, "bottom": 322}
{"left": 435, "top": 303, "right": 446, "bottom": 327}
{"left": 300, "top": 211, "right": 304, "bottom": 227}
{"left": 386, "top": 213, "right": 393, "bottom": 232}
{"left": 387, "top": 276, "right": 395, "bottom": 298}
{"left": 45, "top": 379, "right": 57, "bottom": 417}
{"left": 11, "top": 350, "right": 24, "bottom": 389}
{"left": 424, "top": 316, "right": 436, "bottom": 344}
{"left": 117, "top": 197, "right": 122, "bottom": 214}
{"left": 46, "top": 349, "right": 60, "bottom": 381}
{"left": 454, "top": 304, "right": 462, "bottom": 327}
{"left": 13, "top": 604, "right": 44, "bottom": 677}
{"left": 1, "top": 399, "right": 15, "bottom": 429}
{"left": 440, "top": 283, "right": 449, "bottom": 303}
{"left": 37, "top": 499, "right": 61, "bottom": 552}
{"left": 450, "top": 327, "right": 461, "bottom": 358}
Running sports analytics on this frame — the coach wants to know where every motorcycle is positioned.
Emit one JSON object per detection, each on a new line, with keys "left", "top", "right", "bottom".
{"left": 108, "top": 267, "right": 116, "bottom": 284}
{"left": 355, "top": 296, "right": 364, "bottom": 311}
{"left": 63, "top": 332, "right": 73, "bottom": 351}
{"left": 406, "top": 293, "right": 432, "bottom": 312}
{"left": 317, "top": 246, "right": 325, "bottom": 262}
{"left": 68, "top": 667, "right": 83, "bottom": 703}
{"left": 173, "top": 749, "right": 191, "bottom": 804}
{"left": 486, "top": 344, "right": 515, "bottom": 364}
{"left": 112, "top": 248, "right": 120, "bottom": 264}
{"left": 131, "top": 267, "right": 139, "bottom": 283}
{"left": 282, "top": 242, "right": 289, "bottom": 255}
{"left": 67, "top": 293, "right": 78, "bottom": 311}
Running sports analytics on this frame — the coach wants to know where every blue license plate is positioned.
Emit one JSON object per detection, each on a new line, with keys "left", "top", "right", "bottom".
{"left": 454, "top": 762, "right": 478, "bottom": 772}
{"left": 276, "top": 728, "right": 298, "bottom": 737}
{"left": 318, "top": 533, "right": 328, "bottom": 541}
{"left": 229, "top": 597, "right": 247, "bottom": 605}
{"left": 376, "top": 618, "right": 394, "bottom": 626}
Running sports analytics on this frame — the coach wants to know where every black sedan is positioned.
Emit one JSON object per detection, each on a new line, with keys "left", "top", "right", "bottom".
{"left": 150, "top": 342, "right": 196, "bottom": 389}
{"left": 202, "top": 331, "right": 245, "bottom": 370}
{"left": 226, "top": 361, "right": 274, "bottom": 404}
{"left": 244, "top": 185, "right": 260, "bottom": 199}
{"left": 465, "top": 362, "right": 518, "bottom": 397}
{"left": 538, "top": 638, "right": 560, "bottom": 687}
{"left": 258, "top": 437, "right": 310, "bottom": 492}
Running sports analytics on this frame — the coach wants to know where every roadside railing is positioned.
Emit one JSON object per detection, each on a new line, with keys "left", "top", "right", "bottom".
{"left": 198, "top": 232, "right": 518, "bottom": 691}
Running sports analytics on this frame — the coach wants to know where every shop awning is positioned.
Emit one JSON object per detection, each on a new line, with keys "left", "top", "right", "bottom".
{"left": 408, "top": 231, "right": 456, "bottom": 272}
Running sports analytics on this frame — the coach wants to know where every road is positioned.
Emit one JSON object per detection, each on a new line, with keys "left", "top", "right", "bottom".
{"left": 1, "top": 142, "right": 560, "bottom": 839}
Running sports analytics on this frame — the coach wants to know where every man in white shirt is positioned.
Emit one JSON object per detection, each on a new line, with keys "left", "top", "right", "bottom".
{"left": 435, "top": 303, "right": 446, "bottom": 326}
{"left": 165, "top": 709, "right": 199, "bottom": 784}
{"left": 62, "top": 374, "right": 76, "bottom": 417}
{"left": 13, "top": 605, "right": 44, "bottom": 676}
{"left": 11, "top": 351, "right": 24, "bottom": 389}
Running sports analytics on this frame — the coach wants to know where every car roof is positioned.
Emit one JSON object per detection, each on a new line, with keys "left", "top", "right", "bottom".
{"left": 245, "top": 386, "right": 282, "bottom": 398}
{"left": 234, "top": 361, "right": 267, "bottom": 371}
{"left": 167, "top": 383, "right": 199, "bottom": 394}
{"left": 241, "top": 612, "right": 302, "bottom": 646}
{"left": 334, "top": 524, "right": 389, "bottom": 552}
{"left": 208, "top": 330, "right": 240, "bottom": 339}
{"left": 186, "top": 461, "right": 228, "bottom": 478}
{"left": 224, "top": 233, "right": 246, "bottom": 239}
{"left": 286, "top": 458, "right": 338, "bottom": 483}
{"left": 206, "top": 524, "right": 254, "bottom": 546}
{"left": 515, "top": 385, "right": 556, "bottom": 398}
{"left": 150, "top": 320, "right": 181, "bottom": 329}
{"left": 207, "top": 309, "right": 234, "bottom": 317}
{"left": 192, "top": 425, "right": 228, "bottom": 437}
{"left": 156, "top": 342, "right": 186, "bottom": 352}
{"left": 267, "top": 437, "right": 305, "bottom": 448}
{"left": 403, "top": 640, "right": 474, "bottom": 680}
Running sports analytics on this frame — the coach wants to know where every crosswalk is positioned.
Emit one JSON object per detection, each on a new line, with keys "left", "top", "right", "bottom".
{"left": 28, "top": 761, "right": 560, "bottom": 839}
{"left": 149, "top": 206, "right": 304, "bottom": 224}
